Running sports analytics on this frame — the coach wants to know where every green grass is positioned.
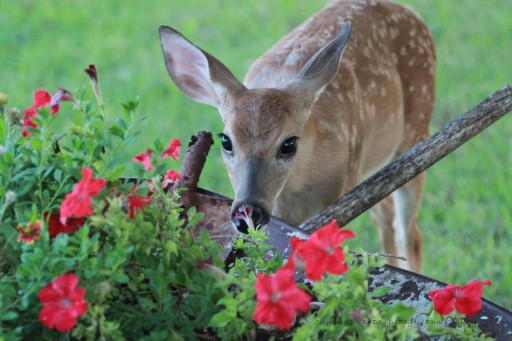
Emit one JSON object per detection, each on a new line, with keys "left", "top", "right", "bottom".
{"left": 1, "top": 0, "right": 511, "bottom": 308}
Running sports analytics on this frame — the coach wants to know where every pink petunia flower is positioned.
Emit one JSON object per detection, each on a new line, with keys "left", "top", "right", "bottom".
{"left": 163, "top": 169, "right": 184, "bottom": 188}
{"left": 132, "top": 149, "right": 153, "bottom": 171}
{"left": 38, "top": 273, "right": 88, "bottom": 333}
{"left": 428, "top": 279, "right": 492, "bottom": 317}
{"left": 253, "top": 267, "right": 311, "bottom": 330}
{"left": 161, "top": 138, "right": 181, "bottom": 160}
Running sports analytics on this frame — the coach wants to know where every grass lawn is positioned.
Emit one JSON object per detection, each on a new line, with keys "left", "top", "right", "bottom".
{"left": 1, "top": 1, "right": 511, "bottom": 308}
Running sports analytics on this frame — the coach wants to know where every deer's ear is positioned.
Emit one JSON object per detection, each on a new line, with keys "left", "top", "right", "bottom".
{"left": 287, "top": 22, "right": 352, "bottom": 101}
{"left": 159, "top": 25, "right": 246, "bottom": 108}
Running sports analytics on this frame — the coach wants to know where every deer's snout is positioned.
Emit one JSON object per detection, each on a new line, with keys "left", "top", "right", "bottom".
{"left": 231, "top": 202, "right": 270, "bottom": 234}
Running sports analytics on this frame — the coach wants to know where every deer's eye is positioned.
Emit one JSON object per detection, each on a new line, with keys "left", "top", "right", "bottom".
{"left": 279, "top": 136, "right": 298, "bottom": 157}
{"left": 220, "top": 133, "right": 233, "bottom": 153}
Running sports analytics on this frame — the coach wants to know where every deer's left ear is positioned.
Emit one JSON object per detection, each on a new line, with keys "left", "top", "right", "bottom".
{"left": 287, "top": 22, "right": 351, "bottom": 102}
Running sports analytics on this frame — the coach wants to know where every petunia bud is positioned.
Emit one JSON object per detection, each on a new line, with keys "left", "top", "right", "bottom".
{"left": 85, "top": 64, "right": 103, "bottom": 105}
{"left": 50, "top": 88, "right": 80, "bottom": 108}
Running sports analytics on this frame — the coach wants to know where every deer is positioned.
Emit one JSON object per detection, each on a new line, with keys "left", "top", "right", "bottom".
{"left": 158, "top": 0, "right": 436, "bottom": 272}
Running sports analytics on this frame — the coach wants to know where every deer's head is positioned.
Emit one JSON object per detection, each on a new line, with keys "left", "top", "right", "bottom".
{"left": 159, "top": 23, "right": 351, "bottom": 232}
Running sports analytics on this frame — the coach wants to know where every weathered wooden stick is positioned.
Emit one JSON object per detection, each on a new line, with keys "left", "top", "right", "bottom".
{"left": 300, "top": 85, "right": 512, "bottom": 232}
{"left": 179, "top": 131, "right": 214, "bottom": 193}
{"left": 169, "top": 131, "right": 215, "bottom": 210}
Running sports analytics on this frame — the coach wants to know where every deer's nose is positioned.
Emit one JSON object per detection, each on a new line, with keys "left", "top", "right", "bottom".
{"left": 231, "top": 203, "right": 270, "bottom": 234}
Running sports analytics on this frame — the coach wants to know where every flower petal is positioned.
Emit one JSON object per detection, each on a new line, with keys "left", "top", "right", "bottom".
{"left": 428, "top": 288, "right": 457, "bottom": 316}
{"left": 132, "top": 150, "right": 153, "bottom": 171}
{"left": 33, "top": 90, "right": 52, "bottom": 108}
{"left": 38, "top": 274, "right": 88, "bottom": 332}
{"left": 162, "top": 138, "right": 181, "bottom": 160}
{"left": 253, "top": 267, "right": 311, "bottom": 330}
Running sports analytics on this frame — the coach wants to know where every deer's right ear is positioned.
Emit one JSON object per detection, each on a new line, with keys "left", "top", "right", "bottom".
{"left": 159, "top": 25, "right": 245, "bottom": 109}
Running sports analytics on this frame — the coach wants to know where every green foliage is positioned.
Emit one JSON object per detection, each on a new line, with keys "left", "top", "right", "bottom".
{"left": 0, "top": 83, "right": 229, "bottom": 340}
{"left": 292, "top": 253, "right": 418, "bottom": 340}
{"left": 419, "top": 307, "right": 494, "bottom": 341}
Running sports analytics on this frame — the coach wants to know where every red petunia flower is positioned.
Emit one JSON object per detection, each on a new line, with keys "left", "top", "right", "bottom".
{"left": 163, "top": 169, "right": 184, "bottom": 187}
{"left": 22, "top": 90, "right": 59, "bottom": 136}
{"left": 428, "top": 279, "right": 492, "bottom": 317}
{"left": 127, "top": 194, "right": 152, "bottom": 218}
{"left": 22, "top": 88, "right": 76, "bottom": 137}
{"left": 132, "top": 149, "right": 153, "bottom": 171}
{"left": 289, "top": 219, "right": 355, "bottom": 281}
{"left": 253, "top": 267, "right": 311, "bottom": 330}
{"left": 60, "top": 168, "right": 106, "bottom": 224}
{"left": 38, "top": 273, "right": 88, "bottom": 333}
{"left": 162, "top": 138, "right": 181, "bottom": 160}
{"left": 22, "top": 106, "right": 39, "bottom": 136}
{"left": 46, "top": 213, "right": 85, "bottom": 238}
{"left": 110, "top": 184, "right": 152, "bottom": 218}
{"left": 17, "top": 220, "right": 42, "bottom": 244}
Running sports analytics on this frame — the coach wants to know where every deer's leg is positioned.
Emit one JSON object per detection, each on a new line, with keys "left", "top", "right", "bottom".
{"left": 370, "top": 196, "right": 400, "bottom": 266}
{"left": 391, "top": 173, "right": 425, "bottom": 272}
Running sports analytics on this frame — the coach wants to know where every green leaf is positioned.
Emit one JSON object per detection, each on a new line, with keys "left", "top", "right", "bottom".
{"left": 371, "top": 286, "right": 389, "bottom": 298}
{"left": 122, "top": 98, "right": 139, "bottom": 114}
{"left": 30, "top": 137, "right": 43, "bottom": 150}
{"left": 3, "top": 151, "right": 14, "bottom": 165}
{"left": 1, "top": 311, "right": 18, "bottom": 321}
{"left": 137, "top": 295, "right": 157, "bottom": 311}
{"left": 104, "top": 165, "right": 125, "bottom": 182}
{"left": 187, "top": 207, "right": 204, "bottom": 228}
{"left": 199, "top": 229, "right": 210, "bottom": 245}
{"left": 209, "top": 311, "right": 232, "bottom": 328}
{"left": 385, "top": 302, "right": 415, "bottom": 320}
{"left": 112, "top": 272, "right": 129, "bottom": 284}
{"left": 11, "top": 167, "right": 38, "bottom": 183}
{"left": 15, "top": 180, "right": 35, "bottom": 197}
{"left": 165, "top": 240, "right": 178, "bottom": 256}
{"left": 108, "top": 125, "right": 124, "bottom": 138}
{"left": 115, "top": 118, "right": 127, "bottom": 130}
{"left": 53, "top": 168, "right": 63, "bottom": 182}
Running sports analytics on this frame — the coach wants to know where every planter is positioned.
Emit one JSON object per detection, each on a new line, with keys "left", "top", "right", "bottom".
{"left": 189, "top": 187, "right": 512, "bottom": 339}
